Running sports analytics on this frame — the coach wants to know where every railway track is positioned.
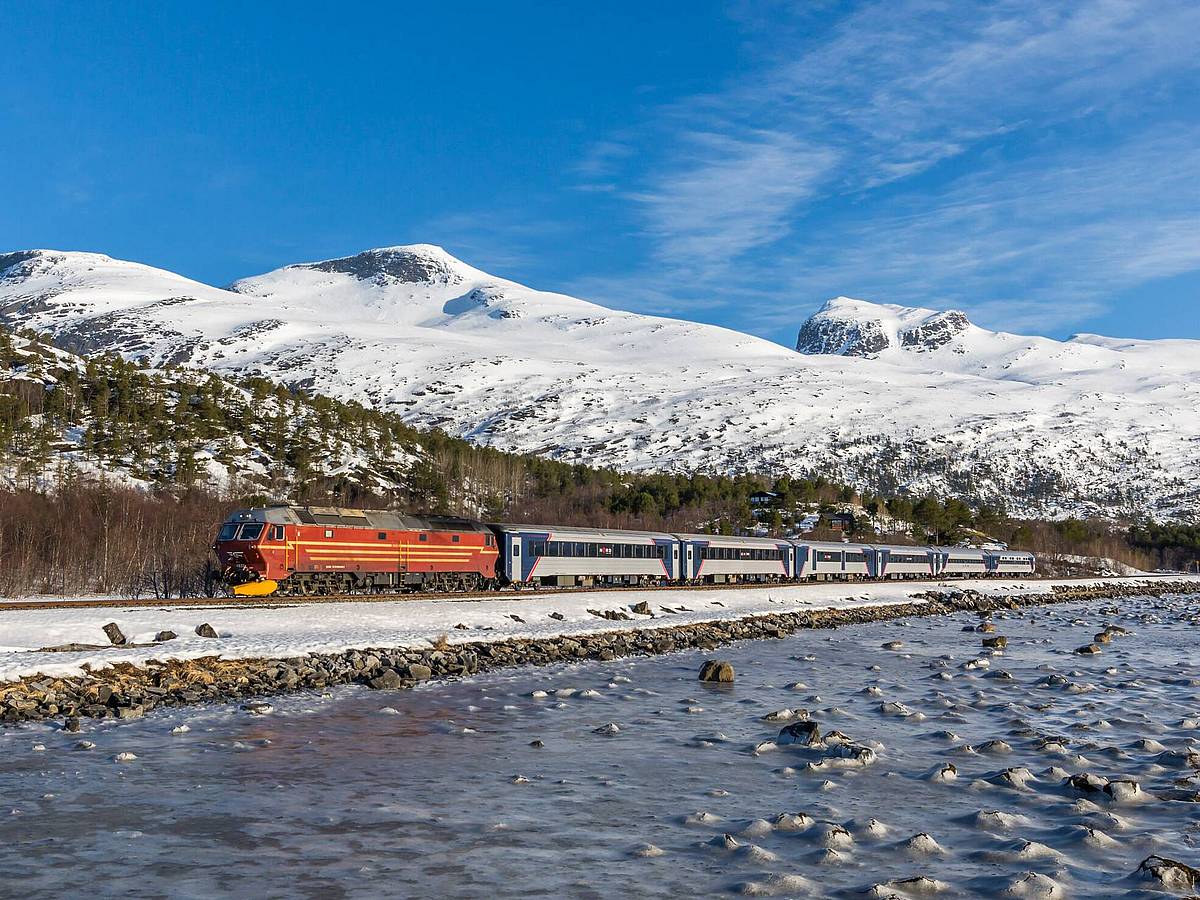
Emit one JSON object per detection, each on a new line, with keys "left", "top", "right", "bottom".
{"left": 0, "top": 577, "right": 1056, "bottom": 613}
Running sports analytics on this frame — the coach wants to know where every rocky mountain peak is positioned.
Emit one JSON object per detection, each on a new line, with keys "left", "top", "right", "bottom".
{"left": 285, "top": 244, "right": 472, "bottom": 287}
{"left": 796, "top": 297, "right": 972, "bottom": 357}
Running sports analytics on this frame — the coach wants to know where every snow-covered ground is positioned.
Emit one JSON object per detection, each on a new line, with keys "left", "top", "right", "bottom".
{"left": 2, "top": 247, "right": 1198, "bottom": 519}
{"left": 1, "top": 576, "right": 1190, "bottom": 682}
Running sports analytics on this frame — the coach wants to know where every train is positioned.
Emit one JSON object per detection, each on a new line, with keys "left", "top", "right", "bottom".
{"left": 214, "top": 504, "right": 1036, "bottom": 597}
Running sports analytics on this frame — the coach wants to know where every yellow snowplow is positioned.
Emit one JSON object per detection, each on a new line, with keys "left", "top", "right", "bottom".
{"left": 232, "top": 579, "right": 279, "bottom": 598}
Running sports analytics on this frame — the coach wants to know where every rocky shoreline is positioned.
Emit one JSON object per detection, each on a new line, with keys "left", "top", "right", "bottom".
{"left": 3, "top": 580, "right": 1197, "bottom": 727}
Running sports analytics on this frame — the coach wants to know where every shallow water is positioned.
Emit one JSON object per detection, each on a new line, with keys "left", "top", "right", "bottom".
{"left": 4, "top": 595, "right": 1200, "bottom": 899}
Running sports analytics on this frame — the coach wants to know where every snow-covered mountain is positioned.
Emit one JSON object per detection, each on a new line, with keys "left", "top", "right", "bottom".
{"left": 1, "top": 247, "right": 1197, "bottom": 521}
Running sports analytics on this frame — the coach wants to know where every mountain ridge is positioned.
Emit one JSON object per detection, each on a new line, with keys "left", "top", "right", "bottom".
{"left": 1, "top": 245, "right": 1196, "bottom": 522}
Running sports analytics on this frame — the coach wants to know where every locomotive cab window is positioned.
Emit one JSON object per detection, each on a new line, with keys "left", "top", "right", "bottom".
{"left": 452, "top": 535, "right": 460, "bottom": 542}
{"left": 419, "top": 534, "right": 428, "bottom": 541}
{"left": 218, "top": 523, "right": 239, "bottom": 541}
{"left": 378, "top": 532, "right": 387, "bottom": 540}
{"left": 271, "top": 526, "right": 284, "bottom": 541}
{"left": 239, "top": 523, "right": 264, "bottom": 541}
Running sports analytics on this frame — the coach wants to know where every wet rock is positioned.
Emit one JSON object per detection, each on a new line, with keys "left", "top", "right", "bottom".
{"left": 698, "top": 660, "right": 735, "bottom": 683}
{"left": 73, "top": 740, "right": 95, "bottom": 751}
{"left": 102, "top": 623, "right": 127, "bottom": 646}
{"left": 593, "top": 722, "right": 620, "bottom": 735}
{"left": 761, "top": 708, "right": 806, "bottom": 722}
{"left": 195, "top": 623, "right": 219, "bottom": 639}
{"left": 154, "top": 630, "right": 178, "bottom": 642}
{"left": 1135, "top": 855, "right": 1200, "bottom": 890}
{"left": 1066, "top": 772, "right": 1109, "bottom": 794}
{"left": 881, "top": 640, "right": 904, "bottom": 651}
{"left": 113, "top": 751, "right": 137, "bottom": 762}
{"left": 548, "top": 612, "right": 565, "bottom": 621}
{"left": 367, "top": 669, "right": 405, "bottom": 690}
{"left": 982, "top": 635, "right": 1008, "bottom": 649}
{"left": 63, "top": 716, "right": 80, "bottom": 733}
{"left": 629, "top": 601, "right": 652, "bottom": 616}
{"left": 777, "top": 721, "right": 821, "bottom": 746}
{"left": 529, "top": 739, "right": 543, "bottom": 748}
{"left": 1092, "top": 631, "right": 1112, "bottom": 644}
{"left": 1074, "top": 643, "right": 1101, "bottom": 655}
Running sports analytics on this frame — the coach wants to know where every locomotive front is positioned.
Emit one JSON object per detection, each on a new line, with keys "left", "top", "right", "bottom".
{"left": 213, "top": 508, "right": 287, "bottom": 596}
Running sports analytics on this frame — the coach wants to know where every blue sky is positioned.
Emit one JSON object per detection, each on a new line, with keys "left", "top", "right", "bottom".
{"left": 2, "top": 0, "right": 1198, "bottom": 345}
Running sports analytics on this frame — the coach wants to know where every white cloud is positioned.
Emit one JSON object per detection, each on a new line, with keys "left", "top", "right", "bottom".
{"left": 632, "top": 131, "right": 837, "bottom": 274}
{"left": 570, "top": 0, "right": 1200, "bottom": 340}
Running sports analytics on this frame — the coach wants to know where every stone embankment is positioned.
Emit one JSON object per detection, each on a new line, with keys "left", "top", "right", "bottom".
{"left": 2, "top": 580, "right": 1196, "bottom": 726}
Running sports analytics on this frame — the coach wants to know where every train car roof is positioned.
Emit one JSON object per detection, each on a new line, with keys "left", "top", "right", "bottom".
{"left": 792, "top": 539, "right": 875, "bottom": 551}
{"left": 672, "top": 532, "right": 791, "bottom": 546}
{"left": 490, "top": 523, "right": 677, "bottom": 541}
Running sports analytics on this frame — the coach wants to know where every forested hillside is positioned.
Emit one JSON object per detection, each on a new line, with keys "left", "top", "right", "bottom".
{"left": 0, "top": 327, "right": 1176, "bottom": 596}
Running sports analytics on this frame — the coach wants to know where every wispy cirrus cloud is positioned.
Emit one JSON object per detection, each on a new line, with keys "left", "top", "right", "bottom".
{"left": 571, "top": 0, "right": 1200, "bottom": 341}
{"left": 631, "top": 131, "right": 837, "bottom": 277}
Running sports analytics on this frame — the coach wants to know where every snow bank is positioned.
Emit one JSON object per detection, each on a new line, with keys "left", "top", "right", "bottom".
{"left": 0, "top": 576, "right": 1190, "bottom": 682}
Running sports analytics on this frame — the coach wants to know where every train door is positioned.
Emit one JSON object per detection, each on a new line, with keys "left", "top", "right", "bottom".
{"left": 509, "top": 535, "right": 522, "bottom": 581}
{"left": 877, "top": 548, "right": 888, "bottom": 578}
{"left": 686, "top": 543, "right": 695, "bottom": 580}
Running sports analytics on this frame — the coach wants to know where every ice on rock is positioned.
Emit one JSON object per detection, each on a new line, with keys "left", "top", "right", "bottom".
{"left": 773, "top": 812, "right": 814, "bottom": 832}
{"left": 903, "top": 833, "right": 947, "bottom": 855}
{"left": 870, "top": 875, "right": 950, "bottom": 896}
{"left": 739, "top": 818, "right": 775, "bottom": 838}
{"left": 813, "top": 823, "right": 855, "bottom": 848}
{"left": 1000, "top": 872, "right": 1066, "bottom": 898}
{"left": 970, "top": 809, "right": 1034, "bottom": 831}
{"left": 683, "top": 811, "right": 722, "bottom": 827}
{"left": 736, "top": 874, "right": 816, "bottom": 896}
{"left": 706, "top": 833, "right": 741, "bottom": 851}
{"left": 629, "top": 843, "right": 664, "bottom": 858}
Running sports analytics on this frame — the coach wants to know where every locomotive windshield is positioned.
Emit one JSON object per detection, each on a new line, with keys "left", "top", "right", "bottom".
{"left": 238, "top": 523, "right": 265, "bottom": 541}
{"left": 218, "top": 523, "right": 239, "bottom": 541}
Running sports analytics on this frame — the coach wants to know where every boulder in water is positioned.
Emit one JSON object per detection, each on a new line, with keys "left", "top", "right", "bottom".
{"left": 777, "top": 721, "right": 821, "bottom": 746}
{"left": 698, "top": 660, "right": 735, "bottom": 683}
{"left": 1134, "top": 855, "right": 1200, "bottom": 890}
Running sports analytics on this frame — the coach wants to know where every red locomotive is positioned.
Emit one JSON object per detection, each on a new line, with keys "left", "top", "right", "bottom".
{"left": 214, "top": 505, "right": 499, "bottom": 596}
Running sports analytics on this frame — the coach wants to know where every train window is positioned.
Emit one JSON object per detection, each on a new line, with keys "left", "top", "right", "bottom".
{"left": 419, "top": 534, "right": 428, "bottom": 541}
{"left": 378, "top": 532, "right": 387, "bottom": 540}
{"left": 512, "top": 543, "right": 520, "bottom": 556}
{"left": 273, "top": 526, "right": 285, "bottom": 541}
{"left": 485, "top": 535, "right": 494, "bottom": 546}
{"left": 323, "top": 529, "right": 333, "bottom": 539}
{"left": 239, "top": 524, "right": 264, "bottom": 541}
{"left": 218, "top": 523, "right": 239, "bottom": 541}
{"left": 452, "top": 535, "right": 460, "bottom": 543}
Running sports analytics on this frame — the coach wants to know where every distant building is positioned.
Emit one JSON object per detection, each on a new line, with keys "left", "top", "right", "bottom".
{"left": 749, "top": 490, "right": 780, "bottom": 507}
{"left": 828, "top": 512, "right": 855, "bottom": 532}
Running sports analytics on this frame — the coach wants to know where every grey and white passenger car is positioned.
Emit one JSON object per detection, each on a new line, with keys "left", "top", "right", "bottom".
{"left": 674, "top": 533, "right": 794, "bottom": 583}
{"left": 491, "top": 523, "right": 679, "bottom": 587}
{"left": 985, "top": 550, "right": 1036, "bottom": 575}
{"left": 939, "top": 548, "right": 990, "bottom": 577}
{"left": 795, "top": 541, "right": 876, "bottom": 579}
